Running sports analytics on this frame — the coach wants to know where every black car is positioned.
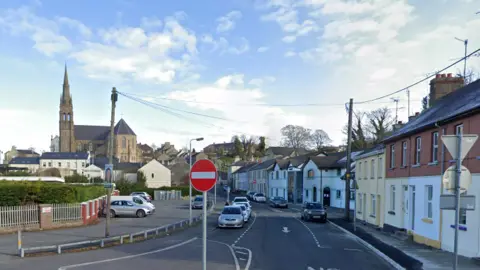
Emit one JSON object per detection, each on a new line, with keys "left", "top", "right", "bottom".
{"left": 300, "top": 202, "right": 327, "bottom": 223}
{"left": 269, "top": 197, "right": 288, "bottom": 208}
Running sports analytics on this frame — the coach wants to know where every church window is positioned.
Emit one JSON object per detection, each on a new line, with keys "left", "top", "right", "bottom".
{"left": 63, "top": 113, "right": 66, "bottom": 121}
{"left": 67, "top": 113, "right": 71, "bottom": 121}
{"left": 122, "top": 137, "right": 127, "bottom": 149}
{"left": 77, "top": 144, "right": 82, "bottom": 151}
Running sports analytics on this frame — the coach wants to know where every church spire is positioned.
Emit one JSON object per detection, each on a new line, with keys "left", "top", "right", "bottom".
{"left": 61, "top": 64, "right": 71, "bottom": 104}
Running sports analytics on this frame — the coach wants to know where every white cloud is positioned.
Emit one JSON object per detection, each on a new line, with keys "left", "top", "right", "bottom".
{"left": 248, "top": 76, "right": 276, "bottom": 87}
{"left": 201, "top": 35, "right": 249, "bottom": 55}
{"left": 216, "top": 11, "right": 242, "bottom": 33}
{"left": 284, "top": 51, "right": 296, "bottom": 57}
{"left": 56, "top": 17, "right": 92, "bottom": 38}
{"left": 257, "top": 46, "right": 269, "bottom": 52}
{"left": 141, "top": 17, "right": 163, "bottom": 29}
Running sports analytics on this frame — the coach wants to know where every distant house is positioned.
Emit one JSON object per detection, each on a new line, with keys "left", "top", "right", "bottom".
{"left": 137, "top": 143, "right": 154, "bottom": 163}
{"left": 261, "top": 147, "right": 309, "bottom": 161}
{"left": 39, "top": 152, "right": 90, "bottom": 177}
{"left": 8, "top": 157, "right": 40, "bottom": 173}
{"left": 248, "top": 159, "right": 277, "bottom": 195}
{"left": 232, "top": 163, "right": 257, "bottom": 191}
{"left": 169, "top": 161, "right": 190, "bottom": 186}
{"left": 203, "top": 142, "right": 235, "bottom": 156}
{"left": 229, "top": 161, "right": 250, "bottom": 189}
{"left": 139, "top": 160, "right": 171, "bottom": 188}
{"left": 3, "top": 146, "right": 40, "bottom": 164}
{"left": 83, "top": 164, "right": 103, "bottom": 179}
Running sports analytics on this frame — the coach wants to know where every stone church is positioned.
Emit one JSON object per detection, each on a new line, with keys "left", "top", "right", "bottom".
{"left": 58, "top": 66, "right": 138, "bottom": 163}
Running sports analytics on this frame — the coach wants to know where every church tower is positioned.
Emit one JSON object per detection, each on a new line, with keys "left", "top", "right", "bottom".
{"left": 59, "top": 65, "right": 75, "bottom": 152}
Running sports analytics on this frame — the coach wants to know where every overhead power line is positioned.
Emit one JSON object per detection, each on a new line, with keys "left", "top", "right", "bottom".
{"left": 354, "top": 47, "right": 480, "bottom": 104}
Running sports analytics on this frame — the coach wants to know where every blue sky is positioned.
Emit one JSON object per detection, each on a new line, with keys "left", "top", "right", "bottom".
{"left": 1, "top": 0, "right": 479, "bottom": 154}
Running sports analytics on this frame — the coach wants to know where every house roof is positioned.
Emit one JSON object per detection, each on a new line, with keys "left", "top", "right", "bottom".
{"left": 235, "top": 162, "right": 258, "bottom": 173}
{"left": 17, "top": 149, "right": 39, "bottom": 155}
{"left": 91, "top": 156, "right": 120, "bottom": 169}
{"left": 267, "top": 147, "right": 295, "bottom": 156}
{"left": 384, "top": 79, "right": 480, "bottom": 142}
{"left": 9, "top": 157, "right": 40, "bottom": 165}
{"left": 250, "top": 159, "right": 277, "bottom": 171}
{"left": 74, "top": 125, "right": 110, "bottom": 141}
{"left": 356, "top": 144, "right": 385, "bottom": 160}
{"left": 307, "top": 156, "right": 344, "bottom": 169}
{"left": 138, "top": 143, "right": 153, "bottom": 152}
{"left": 41, "top": 152, "right": 89, "bottom": 160}
{"left": 114, "top": 118, "right": 136, "bottom": 136}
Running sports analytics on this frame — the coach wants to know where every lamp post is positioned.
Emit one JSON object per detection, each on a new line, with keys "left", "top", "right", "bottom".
{"left": 189, "top": 137, "right": 204, "bottom": 225}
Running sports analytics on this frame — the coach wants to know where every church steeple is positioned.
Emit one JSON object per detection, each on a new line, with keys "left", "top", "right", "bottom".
{"left": 61, "top": 64, "right": 71, "bottom": 104}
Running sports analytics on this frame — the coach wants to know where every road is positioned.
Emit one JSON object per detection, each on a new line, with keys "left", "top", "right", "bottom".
{"left": 2, "top": 197, "right": 395, "bottom": 270}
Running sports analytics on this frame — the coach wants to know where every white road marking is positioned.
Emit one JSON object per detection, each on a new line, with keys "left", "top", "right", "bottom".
{"left": 282, "top": 227, "right": 290, "bottom": 233}
{"left": 233, "top": 212, "right": 257, "bottom": 245}
{"left": 57, "top": 237, "right": 198, "bottom": 270}
{"left": 295, "top": 218, "right": 327, "bottom": 248}
{"left": 239, "top": 258, "right": 247, "bottom": 261}
{"left": 191, "top": 172, "right": 215, "bottom": 179}
{"left": 208, "top": 239, "right": 240, "bottom": 270}
{"left": 344, "top": 248, "right": 362, "bottom": 252}
{"left": 232, "top": 245, "right": 252, "bottom": 270}
{"left": 235, "top": 251, "right": 248, "bottom": 255}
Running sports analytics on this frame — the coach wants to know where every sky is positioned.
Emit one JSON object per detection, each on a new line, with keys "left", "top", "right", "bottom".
{"left": 0, "top": 0, "right": 479, "bottom": 154}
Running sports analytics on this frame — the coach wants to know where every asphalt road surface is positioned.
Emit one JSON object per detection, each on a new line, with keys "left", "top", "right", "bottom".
{"left": 3, "top": 198, "right": 395, "bottom": 270}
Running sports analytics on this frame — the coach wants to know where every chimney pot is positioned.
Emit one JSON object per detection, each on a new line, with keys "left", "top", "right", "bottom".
{"left": 415, "top": 112, "right": 419, "bottom": 116}
{"left": 436, "top": 74, "right": 441, "bottom": 78}
{"left": 447, "top": 73, "right": 452, "bottom": 78}
{"left": 441, "top": 74, "right": 446, "bottom": 78}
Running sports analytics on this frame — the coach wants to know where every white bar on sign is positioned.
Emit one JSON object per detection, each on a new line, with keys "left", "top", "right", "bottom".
{"left": 191, "top": 172, "right": 215, "bottom": 179}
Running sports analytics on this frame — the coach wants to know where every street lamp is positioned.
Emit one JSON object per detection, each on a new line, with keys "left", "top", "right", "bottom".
{"left": 454, "top": 37, "right": 468, "bottom": 84}
{"left": 189, "top": 137, "right": 204, "bottom": 225}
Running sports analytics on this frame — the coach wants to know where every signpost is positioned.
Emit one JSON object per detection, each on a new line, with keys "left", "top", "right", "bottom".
{"left": 441, "top": 134, "right": 478, "bottom": 270}
{"left": 190, "top": 159, "right": 217, "bottom": 270}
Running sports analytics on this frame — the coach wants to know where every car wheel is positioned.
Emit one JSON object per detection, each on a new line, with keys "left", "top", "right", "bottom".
{"left": 300, "top": 215, "right": 304, "bottom": 220}
{"left": 136, "top": 210, "right": 146, "bottom": 218}
{"left": 109, "top": 209, "right": 116, "bottom": 218}
{"left": 285, "top": 205, "right": 288, "bottom": 209}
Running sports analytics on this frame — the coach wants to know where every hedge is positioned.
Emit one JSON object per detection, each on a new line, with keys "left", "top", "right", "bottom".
{"left": 0, "top": 181, "right": 106, "bottom": 206}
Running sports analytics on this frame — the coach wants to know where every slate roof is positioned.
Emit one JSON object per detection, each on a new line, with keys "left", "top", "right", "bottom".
{"left": 250, "top": 159, "right": 277, "bottom": 171}
{"left": 235, "top": 163, "right": 258, "bottom": 174}
{"left": 383, "top": 78, "right": 480, "bottom": 142}
{"left": 91, "top": 156, "right": 120, "bottom": 169}
{"left": 17, "top": 149, "right": 40, "bottom": 155}
{"left": 307, "top": 156, "right": 344, "bottom": 169}
{"left": 356, "top": 144, "right": 385, "bottom": 159}
{"left": 267, "top": 147, "right": 295, "bottom": 156}
{"left": 9, "top": 157, "right": 40, "bottom": 165}
{"left": 232, "top": 161, "right": 250, "bottom": 166}
{"left": 74, "top": 119, "right": 135, "bottom": 141}
{"left": 41, "top": 152, "right": 89, "bottom": 160}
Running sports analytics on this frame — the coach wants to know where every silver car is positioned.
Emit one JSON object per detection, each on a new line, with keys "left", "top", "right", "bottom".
{"left": 192, "top": 196, "right": 204, "bottom": 209}
{"left": 217, "top": 206, "right": 245, "bottom": 228}
{"left": 110, "top": 199, "right": 152, "bottom": 218}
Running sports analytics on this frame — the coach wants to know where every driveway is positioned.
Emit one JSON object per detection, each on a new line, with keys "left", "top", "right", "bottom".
{"left": 0, "top": 200, "right": 195, "bottom": 257}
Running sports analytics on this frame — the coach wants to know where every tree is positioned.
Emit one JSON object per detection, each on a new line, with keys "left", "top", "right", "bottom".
{"left": 421, "top": 96, "right": 429, "bottom": 111}
{"left": 239, "top": 135, "right": 257, "bottom": 160}
{"left": 367, "top": 107, "right": 394, "bottom": 144}
{"left": 137, "top": 171, "right": 147, "bottom": 187}
{"left": 280, "top": 125, "right": 312, "bottom": 149}
{"left": 232, "top": 136, "right": 244, "bottom": 157}
{"left": 456, "top": 68, "right": 478, "bottom": 85}
{"left": 151, "top": 143, "right": 157, "bottom": 150}
{"left": 310, "top": 129, "right": 332, "bottom": 151}
{"left": 343, "top": 111, "right": 370, "bottom": 151}
{"left": 256, "top": 136, "right": 266, "bottom": 156}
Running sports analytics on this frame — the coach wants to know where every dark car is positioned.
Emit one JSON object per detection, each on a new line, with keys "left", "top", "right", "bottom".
{"left": 300, "top": 202, "right": 327, "bottom": 223}
{"left": 269, "top": 196, "right": 288, "bottom": 208}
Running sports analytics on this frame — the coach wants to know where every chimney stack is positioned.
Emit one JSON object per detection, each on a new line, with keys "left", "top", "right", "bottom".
{"left": 393, "top": 121, "right": 405, "bottom": 131}
{"left": 429, "top": 73, "right": 464, "bottom": 107}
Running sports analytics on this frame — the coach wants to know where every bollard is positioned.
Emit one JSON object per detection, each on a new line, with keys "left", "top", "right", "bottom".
{"left": 20, "top": 248, "right": 24, "bottom": 258}
{"left": 17, "top": 229, "right": 22, "bottom": 255}
{"left": 144, "top": 231, "right": 148, "bottom": 239}
{"left": 156, "top": 228, "right": 159, "bottom": 236}
{"left": 130, "top": 234, "right": 134, "bottom": 243}
{"left": 100, "top": 239, "right": 105, "bottom": 248}
{"left": 120, "top": 236, "right": 124, "bottom": 244}
{"left": 57, "top": 245, "right": 62, "bottom": 254}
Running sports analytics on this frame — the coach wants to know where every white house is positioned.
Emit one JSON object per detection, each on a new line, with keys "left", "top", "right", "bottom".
{"left": 82, "top": 164, "right": 103, "bottom": 179}
{"left": 302, "top": 153, "right": 361, "bottom": 209}
{"left": 139, "top": 159, "right": 171, "bottom": 188}
{"left": 39, "top": 152, "right": 90, "bottom": 176}
{"left": 234, "top": 163, "right": 256, "bottom": 191}
{"left": 8, "top": 157, "right": 40, "bottom": 173}
{"left": 269, "top": 160, "right": 289, "bottom": 200}
{"left": 229, "top": 161, "right": 248, "bottom": 189}
{"left": 248, "top": 159, "right": 276, "bottom": 195}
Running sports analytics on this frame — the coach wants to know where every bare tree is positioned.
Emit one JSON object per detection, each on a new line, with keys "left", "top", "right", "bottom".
{"left": 310, "top": 129, "right": 332, "bottom": 151}
{"left": 280, "top": 125, "right": 312, "bottom": 149}
{"left": 456, "top": 68, "right": 479, "bottom": 85}
{"left": 367, "top": 107, "right": 394, "bottom": 144}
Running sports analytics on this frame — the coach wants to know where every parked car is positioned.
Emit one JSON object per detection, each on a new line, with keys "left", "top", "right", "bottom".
{"left": 109, "top": 198, "right": 152, "bottom": 218}
{"left": 300, "top": 202, "right": 327, "bottom": 223}
{"left": 233, "top": 197, "right": 251, "bottom": 208}
{"left": 112, "top": 195, "right": 155, "bottom": 213}
{"left": 130, "top": 192, "right": 152, "bottom": 202}
{"left": 246, "top": 191, "right": 256, "bottom": 200}
{"left": 217, "top": 206, "right": 245, "bottom": 228}
{"left": 233, "top": 202, "right": 251, "bottom": 217}
{"left": 269, "top": 197, "right": 288, "bottom": 208}
{"left": 238, "top": 205, "right": 250, "bottom": 222}
{"left": 192, "top": 196, "right": 204, "bottom": 209}
{"left": 252, "top": 193, "right": 266, "bottom": 203}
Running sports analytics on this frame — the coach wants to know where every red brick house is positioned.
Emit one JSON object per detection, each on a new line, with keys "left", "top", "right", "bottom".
{"left": 382, "top": 74, "right": 480, "bottom": 258}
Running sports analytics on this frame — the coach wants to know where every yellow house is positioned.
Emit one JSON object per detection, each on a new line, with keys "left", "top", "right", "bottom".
{"left": 355, "top": 145, "right": 386, "bottom": 228}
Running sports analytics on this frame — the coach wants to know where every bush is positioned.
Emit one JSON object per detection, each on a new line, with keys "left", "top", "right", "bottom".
{"left": 0, "top": 181, "right": 106, "bottom": 206}
{"left": 64, "top": 173, "right": 89, "bottom": 183}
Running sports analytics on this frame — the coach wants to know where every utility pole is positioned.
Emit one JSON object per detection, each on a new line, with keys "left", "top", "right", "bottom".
{"left": 406, "top": 89, "right": 410, "bottom": 118}
{"left": 105, "top": 87, "right": 117, "bottom": 237}
{"left": 391, "top": 97, "right": 400, "bottom": 123}
{"left": 345, "top": 98, "right": 354, "bottom": 221}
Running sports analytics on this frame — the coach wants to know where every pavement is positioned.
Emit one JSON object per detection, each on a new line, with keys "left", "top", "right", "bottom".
{"left": 0, "top": 199, "right": 193, "bottom": 257}
{"left": 2, "top": 194, "right": 398, "bottom": 270}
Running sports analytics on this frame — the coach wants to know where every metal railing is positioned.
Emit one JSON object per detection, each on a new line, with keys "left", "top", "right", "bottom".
{"left": 154, "top": 190, "right": 182, "bottom": 200}
{"left": 0, "top": 205, "right": 39, "bottom": 228}
{"left": 52, "top": 203, "right": 82, "bottom": 223}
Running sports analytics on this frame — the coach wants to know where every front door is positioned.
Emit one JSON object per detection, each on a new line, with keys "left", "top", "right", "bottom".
{"left": 312, "top": 187, "right": 317, "bottom": 202}
{"left": 323, "top": 187, "right": 330, "bottom": 206}
{"left": 403, "top": 185, "right": 409, "bottom": 230}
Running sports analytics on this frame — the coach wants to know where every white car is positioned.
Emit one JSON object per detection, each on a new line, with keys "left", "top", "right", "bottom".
{"left": 233, "top": 202, "right": 251, "bottom": 216}
{"left": 237, "top": 204, "right": 250, "bottom": 222}
{"left": 233, "top": 197, "right": 251, "bottom": 208}
{"left": 253, "top": 193, "right": 266, "bottom": 202}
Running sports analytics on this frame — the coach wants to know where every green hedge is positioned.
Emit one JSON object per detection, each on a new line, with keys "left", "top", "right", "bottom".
{"left": 0, "top": 181, "right": 106, "bottom": 206}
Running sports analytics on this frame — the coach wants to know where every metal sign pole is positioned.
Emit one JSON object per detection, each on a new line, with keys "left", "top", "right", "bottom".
{"left": 202, "top": 191, "right": 207, "bottom": 270}
{"left": 453, "top": 134, "right": 462, "bottom": 270}
{"left": 353, "top": 179, "right": 357, "bottom": 232}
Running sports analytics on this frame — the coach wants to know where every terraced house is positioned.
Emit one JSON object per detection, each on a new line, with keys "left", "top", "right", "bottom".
{"left": 382, "top": 75, "right": 480, "bottom": 258}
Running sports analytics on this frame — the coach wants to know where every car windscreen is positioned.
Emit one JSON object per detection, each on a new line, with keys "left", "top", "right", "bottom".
{"left": 222, "top": 207, "right": 242, "bottom": 215}
{"left": 256, "top": 193, "right": 264, "bottom": 197}
{"left": 234, "top": 198, "right": 247, "bottom": 202}
{"left": 133, "top": 197, "right": 144, "bottom": 204}
{"left": 194, "top": 197, "right": 203, "bottom": 201}
{"left": 239, "top": 205, "right": 246, "bottom": 211}
{"left": 306, "top": 203, "right": 323, "bottom": 209}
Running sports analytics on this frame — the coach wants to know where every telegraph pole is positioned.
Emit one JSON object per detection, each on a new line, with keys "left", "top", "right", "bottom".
{"left": 406, "top": 89, "right": 410, "bottom": 118}
{"left": 345, "top": 98, "right": 354, "bottom": 221}
{"left": 391, "top": 97, "right": 400, "bottom": 123}
{"left": 105, "top": 87, "right": 118, "bottom": 237}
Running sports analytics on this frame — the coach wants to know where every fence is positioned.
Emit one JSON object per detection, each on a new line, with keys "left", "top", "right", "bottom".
{"left": 154, "top": 190, "right": 182, "bottom": 200}
{"left": 52, "top": 203, "right": 82, "bottom": 223}
{"left": 0, "top": 205, "right": 39, "bottom": 228}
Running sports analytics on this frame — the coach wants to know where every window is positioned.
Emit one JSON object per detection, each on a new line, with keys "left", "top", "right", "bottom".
{"left": 122, "top": 137, "right": 127, "bottom": 148}
{"left": 390, "top": 144, "right": 395, "bottom": 168}
{"left": 67, "top": 162, "right": 70, "bottom": 168}
{"left": 370, "top": 159, "right": 375, "bottom": 179}
{"left": 336, "top": 190, "right": 341, "bottom": 199}
{"left": 371, "top": 195, "right": 376, "bottom": 216}
{"left": 357, "top": 162, "right": 362, "bottom": 180}
{"left": 307, "top": 169, "right": 314, "bottom": 178}
{"left": 401, "top": 141, "right": 407, "bottom": 167}
{"left": 58, "top": 162, "right": 61, "bottom": 167}
{"left": 432, "top": 132, "right": 438, "bottom": 162}
{"left": 63, "top": 113, "right": 66, "bottom": 121}
{"left": 350, "top": 192, "right": 355, "bottom": 201}
{"left": 43, "top": 162, "right": 46, "bottom": 167}
{"left": 88, "top": 142, "right": 93, "bottom": 151}
{"left": 337, "top": 169, "right": 341, "bottom": 176}
{"left": 77, "top": 144, "right": 82, "bottom": 152}
{"left": 455, "top": 124, "right": 463, "bottom": 135}
{"left": 305, "top": 189, "right": 309, "bottom": 198}
{"left": 390, "top": 186, "right": 396, "bottom": 211}
{"left": 378, "top": 158, "right": 383, "bottom": 178}
{"left": 276, "top": 171, "right": 279, "bottom": 179}
{"left": 425, "top": 185, "right": 433, "bottom": 219}
{"left": 67, "top": 113, "right": 71, "bottom": 121}
{"left": 415, "top": 137, "right": 421, "bottom": 165}
{"left": 48, "top": 162, "right": 52, "bottom": 167}
{"left": 358, "top": 195, "right": 363, "bottom": 213}
{"left": 151, "top": 173, "right": 155, "bottom": 178}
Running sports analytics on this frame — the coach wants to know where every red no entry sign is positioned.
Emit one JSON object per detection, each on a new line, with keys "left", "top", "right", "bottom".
{"left": 190, "top": 159, "right": 217, "bottom": 192}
